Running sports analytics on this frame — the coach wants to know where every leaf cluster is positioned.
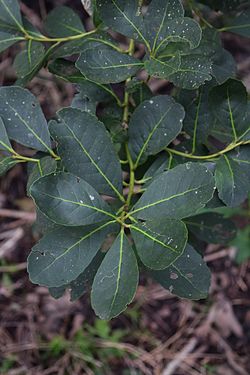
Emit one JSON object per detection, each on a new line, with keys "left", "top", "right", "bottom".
{"left": 0, "top": 0, "right": 249, "bottom": 319}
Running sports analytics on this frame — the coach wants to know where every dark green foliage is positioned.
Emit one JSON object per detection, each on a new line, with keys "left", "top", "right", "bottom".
{"left": 0, "top": 0, "right": 249, "bottom": 319}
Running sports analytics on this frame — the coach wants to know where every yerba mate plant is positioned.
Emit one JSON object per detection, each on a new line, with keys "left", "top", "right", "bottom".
{"left": 0, "top": 0, "right": 249, "bottom": 319}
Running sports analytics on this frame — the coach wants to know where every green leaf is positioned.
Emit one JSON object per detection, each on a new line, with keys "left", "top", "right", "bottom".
{"left": 128, "top": 95, "right": 184, "bottom": 167}
{"left": 48, "top": 59, "right": 86, "bottom": 83}
{"left": 169, "top": 54, "right": 212, "bottom": 89}
{"left": 91, "top": 230, "right": 139, "bottom": 320}
{"left": 0, "top": 155, "right": 17, "bottom": 176}
{"left": 49, "top": 251, "right": 105, "bottom": 301}
{"left": 0, "top": 0, "right": 23, "bottom": 32}
{"left": 209, "top": 79, "right": 249, "bottom": 143}
{"left": 215, "top": 147, "right": 250, "bottom": 207}
{"left": 212, "top": 49, "right": 236, "bottom": 85}
{"left": 180, "top": 84, "right": 213, "bottom": 154}
{"left": 131, "top": 163, "right": 215, "bottom": 221}
{"left": 70, "top": 251, "right": 105, "bottom": 301}
{"left": 126, "top": 79, "right": 153, "bottom": 107}
{"left": 13, "top": 41, "right": 46, "bottom": 85}
{"left": 150, "top": 17, "right": 202, "bottom": 51}
{"left": 152, "top": 244, "right": 211, "bottom": 300}
{"left": 145, "top": 53, "right": 213, "bottom": 90}
{"left": 144, "top": 54, "right": 181, "bottom": 81}
{"left": 27, "top": 156, "right": 57, "bottom": 194}
{"left": 28, "top": 221, "right": 116, "bottom": 287}
{"left": 131, "top": 219, "right": 187, "bottom": 270}
{"left": 231, "top": 226, "right": 250, "bottom": 264}
{"left": 49, "top": 286, "right": 66, "bottom": 299}
{"left": 49, "top": 108, "right": 123, "bottom": 199}
{"left": 223, "top": 9, "right": 250, "bottom": 38}
{"left": 72, "top": 80, "right": 117, "bottom": 114}
{"left": 30, "top": 172, "right": 117, "bottom": 226}
{"left": 76, "top": 41, "right": 143, "bottom": 84}
{"left": 0, "top": 86, "right": 52, "bottom": 152}
{"left": 0, "top": 117, "right": 14, "bottom": 154}
{"left": 34, "top": 208, "right": 60, "bottom": 235}
{"left": 185, "top": 212, "right": 236, "bottom": 244}
{"left": 44, "top": 6, "right": 85, "bottom": 38}
{"left": 143, "top": 152, "right": 171, "bottom": 186}
{"left": 0, "top": 31, "right": 24, "bottom": 53}
{"left": 96, "top": 0, "right": 147, "bottom": 47}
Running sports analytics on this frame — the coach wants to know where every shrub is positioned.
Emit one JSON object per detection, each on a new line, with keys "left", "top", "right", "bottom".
{"left": 0, "top": 0, "right": 249, "bottom": 319}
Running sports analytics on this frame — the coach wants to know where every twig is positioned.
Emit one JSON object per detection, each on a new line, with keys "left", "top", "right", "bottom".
{"left": 162, "top": 337, "right": 198, "bottom": 375}
{"left": 0, "top": 209, "right": 36, "bottom": 222}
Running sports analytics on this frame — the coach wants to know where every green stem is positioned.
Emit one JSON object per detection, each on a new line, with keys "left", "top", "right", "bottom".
{"left": 123, "top": 40, "right": 136, "bottom": 211}
{"left": 125, "top": 144, "right": 135, "bottom": 209}
{"left": 166, "top": 140, "right": 250, "bottom": 160}
{"left": 25, "top": 29, "right": 97, "bottom": 43}
{"left": 13, "top": 155, "right": 40, "bottom": 163}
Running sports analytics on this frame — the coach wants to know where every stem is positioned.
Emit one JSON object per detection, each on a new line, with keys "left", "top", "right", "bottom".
{"left": 25, "top": 29, "right": 97, "bottom": 43}
{"left": 166, "top": 140, "right": 250, "bottom": 161}
{"left": 13, "top": 155, "right": 40, "bottom": 163}
{"left": 123, "top": 40, "right": 136, "bottom": 211}
{"left": 125, "top": 144, "right": 135, "bottom": 209}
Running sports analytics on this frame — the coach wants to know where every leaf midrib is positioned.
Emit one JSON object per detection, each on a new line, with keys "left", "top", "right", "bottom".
{"left": 131, "top": 224, "right": 180, "bottom": 253}
{"left": 7, "top": 103, "right": 52, "bottom": 153}
{"left": 36, "top": 190, "right": 117, "bottom": 221}
{"left": 109, "top": 230, "right": 124, "bottom": 316}
{"left": 134, "top": 103, "right": 173, "bottom": 167}
{"left": 60, "top": 118, "right": 124, "bottom": 201}
{"left": 0, "top": 0, "right": 24, "bottom": 31}
{"left": 33, "top": 221, "right": 115, "bottom": 278}
{"left": 132, "top": 185, "right": 209, "bottom": 216}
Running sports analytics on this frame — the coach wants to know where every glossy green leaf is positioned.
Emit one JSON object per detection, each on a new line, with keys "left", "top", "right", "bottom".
{"left": 49, "top": 108, "right": 123, "bottom": 198}
{"left": 27, "top": 156, "right": 57, "bottom": 194}
{"left": 180, "top": 84, "right": 213, "bottom": 153}
{"left": 150, "top": 17, "right": 202, "bottom": 51}
{"left": 13, "top": 41, "right": 46, "bottom": 85}
{"left": 128, "top": 95, "right": 184, "bottom": 167}
{"left": 44, "top": 6, "right": 85, "bottom": 37}
{"left": 0, "top": 31, "right": 24, "bottom": 53}
{"left": 146, "top": 53, "right": 212, "bottom": 89}
{"left": 28, "top": 221, "right": 116, "bottom": 287}
{"left": 212, "top": 49, "right": 236, "bottom": 85}
{"left": 131, "top": 219, "right": 187, "bottom": 270}
{"left": 76, "top": 41, "right": 143, "bottom": 84}
{"left": 209, "top": 79, "right": 249, "bottom": 143}
{"left": 70, "top": 251, "right": 105, "bottom": 301}
{"left": 91, "top": 230, "right": 139, "bottom": 320}
{"left": 169, "top": 55, "right": 212, "bottom": 89}
{"left": 49, "top": 251, "right": 105, "bottom": 301}
{"left": 144, "top": 54, "right": 181, "bottom": 81}
{"left": 0, "top": 86, "right": 52, "bottom": 152}
{"left": 223, "top": 9, "right": 250, "bottom": 38}
{"left": 0, "top": 117, "right": 13, "bottom": 154}
{"left": 30, "top": 172, "right": 116, "bottom": 226}
{"left": 72, "top": 80, "right": 116, "bottom": 114}
{"left": 143, "top": 152, "right": 171, "bottom": 186}
{"left": 0, "top": 155, "right": 17, "bottom": 175}
{"left": 131, "top": 163, "right": 215, "bottom": 221}
{"left": 48, "top": 59, "right": 86, "bottom": 83}
{"left": 185, "top": 212, "right": 236, "bottom": 244}
{"left": 0, "top": 0, "right": 23, "bottom": 32}
{"left": 152, "top": 244, "right": 211, "bottom": 300}
{"left": 215, "top": 146, "right": 250, "bottom": 207}
{"left": 49, "top": 31, "right": 113, "bottom": 59}
{"left": 96, "top": 0, "right": 147, "bottom": 46}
